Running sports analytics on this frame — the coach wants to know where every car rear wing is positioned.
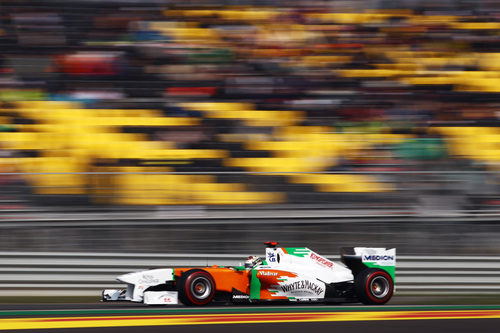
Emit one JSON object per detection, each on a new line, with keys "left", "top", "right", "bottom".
{"left": 341, "top": 247, "right": 396, "bottom": 282}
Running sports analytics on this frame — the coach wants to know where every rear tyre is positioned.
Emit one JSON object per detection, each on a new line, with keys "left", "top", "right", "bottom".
{"left": 354, "top": 268, "right": 393, "bottom": 305}
{"left": 177, "top": 269, "right": 216, "bottom": 306}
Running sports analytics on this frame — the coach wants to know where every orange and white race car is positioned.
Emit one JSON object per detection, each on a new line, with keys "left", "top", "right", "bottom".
{"left": 102, "top": 242, "right": 395, "bottom": 306}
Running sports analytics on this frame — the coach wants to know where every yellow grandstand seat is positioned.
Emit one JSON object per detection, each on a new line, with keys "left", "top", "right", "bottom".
{"left": 112, "top": 168, "right": 283, "bottom": 205}
{"left": 292, "top": 174, "right": 394, "bottom": 192}
{"left": 24, "top": 157, "right": 87, "bottom": 195}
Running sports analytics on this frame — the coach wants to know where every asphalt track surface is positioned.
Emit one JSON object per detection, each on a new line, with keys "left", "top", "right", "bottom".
{"left": 1, "top": 304, "right": 500, "bottom": 333}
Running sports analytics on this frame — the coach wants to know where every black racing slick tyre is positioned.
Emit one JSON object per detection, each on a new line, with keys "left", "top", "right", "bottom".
{"left": 177, "top": 269, "right": 216, "bottom": 306}
{"left": 354, "top": 268, "right": 394, "bottom": 305}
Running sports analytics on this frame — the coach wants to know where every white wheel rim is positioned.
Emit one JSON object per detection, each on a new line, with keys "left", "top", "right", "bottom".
{"left": 190, "top": 276, "right": 212, "bottom": 299}
{"left": 370, "top": 276, "right": 390, "bottom": 299}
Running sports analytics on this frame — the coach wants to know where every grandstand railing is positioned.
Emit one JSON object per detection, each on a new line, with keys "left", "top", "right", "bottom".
{"left": 0, "top": 170, "right": 498, "bottom": 215}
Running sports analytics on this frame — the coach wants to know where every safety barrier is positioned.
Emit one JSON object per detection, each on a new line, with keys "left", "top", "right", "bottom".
{"left": 1, "top": 252, "right": 499, "bottom": 296}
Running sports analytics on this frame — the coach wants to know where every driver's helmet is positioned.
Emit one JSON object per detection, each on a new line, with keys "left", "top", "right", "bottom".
{"left": 244, "top": 256, "right": 262, "bottom": 269}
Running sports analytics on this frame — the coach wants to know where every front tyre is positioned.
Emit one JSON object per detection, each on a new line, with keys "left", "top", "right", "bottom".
{"left": 354, "top": 268, "right": 393, "bottom": 305}
{"left": 177, "top": 269, "right": 216, "bottom": 306}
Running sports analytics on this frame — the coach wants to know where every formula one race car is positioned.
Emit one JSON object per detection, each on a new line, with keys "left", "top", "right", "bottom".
{"left": 102, "top": 242, "right": 395, "bottom": 306}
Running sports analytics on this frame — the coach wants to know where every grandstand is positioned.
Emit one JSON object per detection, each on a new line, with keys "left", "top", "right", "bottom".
{"left": 0, "top": 0, "right": 499, "bottom": 210}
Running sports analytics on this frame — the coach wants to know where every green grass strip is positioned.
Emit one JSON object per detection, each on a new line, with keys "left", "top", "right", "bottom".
{"left": 2, "top": 305, "right": 500, "bottom": 317}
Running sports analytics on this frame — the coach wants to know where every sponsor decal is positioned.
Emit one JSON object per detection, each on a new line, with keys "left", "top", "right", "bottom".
{"left": 363, "top": 255, "right": 395, "bottom": 261}
{"left": 258, "top": 270, "right": 278, "bottom": 277}
{"left": 280, "top": 280, "right": 324, "bottom": 296}
{"left": 284, "top": 247, "right": 310, "bottom": 258}
{"left": 232, "top": 295, "right": 250, "bottom": 299}
{"left": 138, "top": 274, "right": 160, "bottom": 284}
{"left": 267, "top": 252, "right": 277, "bottom": 262}
{"left": 310, "top": 253, "right": 334, "bottom": 269}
